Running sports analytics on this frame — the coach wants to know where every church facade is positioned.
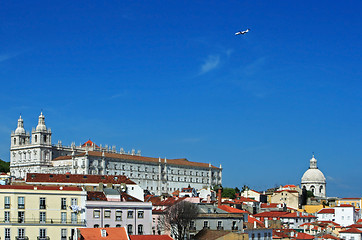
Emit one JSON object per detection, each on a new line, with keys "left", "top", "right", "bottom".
{"left": 10, "top": 113, "right": 222, "bottom": 195}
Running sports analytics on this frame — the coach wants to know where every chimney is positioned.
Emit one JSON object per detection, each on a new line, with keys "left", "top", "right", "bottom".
{"left": 217, "top": 187, "right": 222, "bottom": 207}
{"left": 265, "top": 219, "right": 269, "bottom": 228}
{"left": 254, "top": 220, "right": 257, "bottom": 229}
{"left": 207, "top": 194, "right": 211, "bottom": 203}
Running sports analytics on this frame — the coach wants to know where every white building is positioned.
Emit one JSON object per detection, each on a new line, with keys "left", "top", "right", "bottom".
{"left": 301, "top": 155, "right": 326, "bottom": 198}
{"left": 335, "top": 204, "right": 357, "bottom": 227}
{"left": 10, "top": 113, "right": 222, "bottom": 195}
{"left": 339, "top": 228, "right": 362, "bottom": 240}
{"left": 316, "top": 208, "right": 335, "bottom": 222}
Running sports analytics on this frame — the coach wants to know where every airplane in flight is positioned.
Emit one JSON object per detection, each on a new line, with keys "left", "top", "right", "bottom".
{"left": 235, "top": 29, "right": 250, "bottom": 35}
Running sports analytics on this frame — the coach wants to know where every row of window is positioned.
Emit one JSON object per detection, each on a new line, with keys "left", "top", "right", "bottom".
{"left": 93, "top": 210, "right": 143, "bottom": 219}
{"left": 93, "top": 224, "right": 144, "bottom": 235}
{"left": 3, "top": 196, "right": 77, "bottom": 210}
{"left": 4, "top": 228, "right": 68, "bottom": 240}
{"left": 5, "top": 211, "right": 78, "bottom": 224}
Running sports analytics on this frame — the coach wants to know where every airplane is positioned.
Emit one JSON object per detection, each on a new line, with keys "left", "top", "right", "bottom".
{"left": 235, "top": 29, "right": 250, "bottom": 35}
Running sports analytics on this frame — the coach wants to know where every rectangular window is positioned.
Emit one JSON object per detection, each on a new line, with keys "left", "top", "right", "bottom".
{"left": 39, "top": 228, "right": 46, "bottom": 238}
{"left": 138, "top": 224, "right": 143, "bottom": 235}
{"left": 61, "top": 229, "right": 67, "bottom": 240}
{"left": 18, "top": 228, "right": 25, "bottom": 238}
{"left": 71, "top": 198, "right": 77, "bottom": 206}
{"left": 40, "top": 197, "right": 46, "bottom": 209}
{"left": 127, "top": 211, "right": 134, "bottom": 218}
{"left": 5, "top": 228, "right": 10, "bottom": 240}
{"left": 4, "top": 196, "right": 10, "bottom": 209}
{"left": 203, "top": 221, "right": 208, "bottom": 228}
{"left": 61, "top": 198, "right": 67, "bottom": 210}
{"left": 93, "top": 210, "right": 100, "bottom": 218}
{"left": 104, "top": 210, "right": 111, "bottom": 218}
{"left": 217, "top": 221, "right": 222, "bottom": 227}
{"left": 138, "top": 211, "right": 144, "bottom": 219}
{"left": 61, "top": 212, "right": 67, "bottom": 223}
{"left": 127, "top": 225, "right": 133, "bottom": 235}
{"left": 18, "top": 211, "right": 25, "bottom": 223}
{"left": 116, "top": 210, "right": 122, "bottom": 221}
{"left": 71, "top": 212, "right": 77, "bottom": 224}
{"left": 18, "top": 197, "right": 25, "bottom": 209}
{"left": 4, "top": 211, "right": 10, "bottom": 223}
{"left": 40, "top": 212, "right": 46, "bottom": 223}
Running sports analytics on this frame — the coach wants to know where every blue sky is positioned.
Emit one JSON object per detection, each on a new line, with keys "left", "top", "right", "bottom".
{"left": 1, "top": 1, "right": 362, "bottom": 197}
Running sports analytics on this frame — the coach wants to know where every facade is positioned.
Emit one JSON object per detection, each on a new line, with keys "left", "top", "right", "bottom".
{"left": 10, "top": 114, "right": 222, "bottom": 195}
{"left": 339, "top": 228, "right": 362, "bottom": 240}
{"left": 301, "top": 155, "right": 326, "bottom": 198}
{"left": 85, "top": 191, "right": 152, "bottom": 235}
{"left": 270, "top": 189, "right": 300, "bottom": 210}
{"left": 0, "top": 185, "right": 86, "bottom": 240}
{"left": 316, "top": 208, "right": 335, "bottom": 222}
{"left": 334, "top": 204, "right": 357, "bottom": 227}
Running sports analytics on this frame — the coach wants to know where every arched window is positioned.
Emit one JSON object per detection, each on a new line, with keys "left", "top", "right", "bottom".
{"left": 319, "top": 186, "right": 323, "bottom": 193}
{"left": 14, "top": 138, "right": 16, "bottom": 145}
{"left": 127, "top": 225, "right": 133, "bottom": 235}
{"left": 94, "top": 224, "right": 99, "bottom": 228}
{"left": 105, "top": 224, "right": 110, "bottom": 228}
{"left": 35, "top": 135, "right": 38, "bottom": 143}
{"left": 116, "top": 224, "right": 121, "bottom": 228}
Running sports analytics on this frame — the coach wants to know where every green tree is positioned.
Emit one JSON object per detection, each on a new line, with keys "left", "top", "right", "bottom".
{"left": 306, "top": 190, "right": 314, "bottom": 198}
{"left": 222, "top": 187, "right": 236, "bottom": 199}
{"left": 0, "top": 159, "right": 10, "bottom": 173}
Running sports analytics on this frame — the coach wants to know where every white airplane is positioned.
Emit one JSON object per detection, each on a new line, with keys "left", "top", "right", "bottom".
{"left": 235, "top": 29, "right": 250, "bottom": 35}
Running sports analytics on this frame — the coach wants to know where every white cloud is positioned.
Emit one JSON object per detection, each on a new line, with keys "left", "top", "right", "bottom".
{"left": 199, "top": 55, "right": 220, "bottom": 75}
{"left": 0, "top": 53, "right": 19, "bottom": 63}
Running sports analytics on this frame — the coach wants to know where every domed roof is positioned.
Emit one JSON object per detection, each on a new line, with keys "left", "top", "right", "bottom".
{"left": 301, "top": 168, "right": 326, "bottom": 183}
{"left": 301, "top": 155, "right": 326, "bottom": 184}
{"left": 15, "top": 115, "right": 26, "bottom": 135}
{"left": 36, "top": 112, "right": 47, "bottom": 131}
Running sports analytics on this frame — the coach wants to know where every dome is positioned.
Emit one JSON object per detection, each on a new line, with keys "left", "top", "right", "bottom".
{"left": 301, "top": 155, "right": 326, "bottom": 184}
{"left": 36, "top": 112, "right": 47, "bottom": 131}
{"left": 15, "top": 116, "right": 26, "bottom": 135}
{"left": 301, "top": 168, "right": 326, "bottom": 184}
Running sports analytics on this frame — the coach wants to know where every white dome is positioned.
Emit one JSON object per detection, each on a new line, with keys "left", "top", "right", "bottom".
{"left": 15, "top": 116, "right": 26, "bottom": 135}
{"left": 36, "top": 112, "right": 47, "bottom": 131}
{"left": 301, "top": 168, "right": 326, "bottom": 184}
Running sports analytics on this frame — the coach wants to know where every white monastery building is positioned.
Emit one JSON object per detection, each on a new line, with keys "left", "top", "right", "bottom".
{"left": 10, "top": 113, "right": 222, "bottom": 195}
{"left": 301, "top": 155, "right": 326, "bottom": 198}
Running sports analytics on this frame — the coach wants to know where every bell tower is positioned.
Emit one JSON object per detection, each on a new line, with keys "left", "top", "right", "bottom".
{"left": 31, "top": 112, "right": 52, "bottom": 164}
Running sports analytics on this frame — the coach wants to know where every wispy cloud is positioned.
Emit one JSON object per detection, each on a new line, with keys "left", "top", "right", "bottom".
{"left": 199, "top": 55, "right": 220, "bottom": 75}
{"left": 243, "top": 56, "right": 267, "bottom": 76}
{"left": 0, "top": 53, "right": 18, "bottom": 63}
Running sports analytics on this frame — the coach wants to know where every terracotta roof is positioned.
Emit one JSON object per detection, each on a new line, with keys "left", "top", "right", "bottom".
{"left": 253, "top": 211, "right": 289, "bottom": 218}
{"left": 283, "top": 184, "right": 297, "bottom": 188}
{"left": 79, "top": 227, "right": 128, "bottom": 240}
{"left": 260, "top": 203, "right": 283, "bottom": 208}
{"left": 346, "top": 224, "right": 362, "bottom": 229}
{"left": 318, "top": 208, "right": 335, "bottom": 214}
{"left": 0, "top": 185, "right": 82, "bottom": 191}
{"left": 247, "top": 216, "right": 265, "bottom": 228}
{"left": 87, "top": 191, "right": 107, "bottom": 201}
{"left": 129, "top": 235, "right": 173, "bottom": 240}
{"left": 340, "top": 198, "right": 361, "bottom": 200}
{"left": 273, "top": 230, "right": 289, "bottom": 239}
{"left": 82, "top": 140, "right": 99, "bottom": 148}
{"left": 295, "top": 232, "right": 314, "bottom": 240}
{"left": 275, "top": 189, "right": 299, "bottom": 193}
{"left": 145, "top": 195, "right": 186, "bottom": 206}
{"left": 53, "top": 151, "right": 221, "bottom": 169}
{"left": 357, "top": 219, "right": 362, "bottom": 223}
{"left": 335, "top": 204, "right": 354, "bottom": 207}
{"left": 121, "top": 192, "right": 142, "bottom": 202}
{"left": 26, "top": 173, "right": 136, "bottom": 184}
{"left": 319, "top": 234, "right": 340, "bottom": 240}
{"left": 218, "top": 205, "right": 249, "bottom": 213}
{"left": 193, "top": 229, "right": 242, "bottom": 240}
{"left": 339, "top": 227, "right": 362, "bottom": 233}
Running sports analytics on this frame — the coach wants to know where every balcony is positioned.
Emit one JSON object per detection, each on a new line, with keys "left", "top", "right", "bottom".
{"left": 4, "top": 204, "right": 10, "bottom": 209}
{"left": 40, "top": 204, "right": 46, "bottom": 210}
{"left": 232, "top": 226, "right": 239, "bottom": 231}
{"left": 4, "top": 218, "right": 86, "bottom": 225}
{"left": 18, "top": 204, "right": 25, "bottom": 209}
{"left": 189, "top": 226, "right": 196, "bottom": 231}
{"left": 15, "top": 237, "right": 29, "bottom": 240}
{"left": 37, "top": 237, "right": 50, "bottom": 240}
{"left": 217, "top": 226, "right": 224, "bottom": 230}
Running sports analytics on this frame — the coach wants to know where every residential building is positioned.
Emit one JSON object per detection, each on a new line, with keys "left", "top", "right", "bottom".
{"left": 25, "top": 172, "right": 144, "bottom": 201}
{"left": 85, "top": 191, "right": 152, "bottom": 235}
{"left": 270, "top": 189, "right": 300, "bottom": 210}
{"left": 317, "top": 208, "right": 335, "bottom": 222}
{"left": 337, "top": 198, "right": 362, "bottom": 209}
{"left": 339, "top": 228, "right": 362, "bottom": 240}
{"left": 10, "top": 113, "right": 222, "bottom": 195}
{"left": 0, "top": 185, "right": 86, "bottom": 240}
{"left": 334, "top": 204, "right": 357, "bottom": 227}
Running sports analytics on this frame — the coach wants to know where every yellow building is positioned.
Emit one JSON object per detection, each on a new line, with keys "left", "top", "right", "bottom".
{"left": 0, "top": 185, "right": 86, "bottom": 240}
{"left": 337, "top": 198, "right": 362, "bottom": 208}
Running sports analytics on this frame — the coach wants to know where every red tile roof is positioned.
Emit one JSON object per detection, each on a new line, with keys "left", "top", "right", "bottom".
{"left": 0, "top": 185, "right": 82, "bottom": 191}
{"left": 130, "top": 235, "right": 173, "bottom": 240}
{"left": 335, "top": 204, "right": 354, "bottom": 207}
{"left": 295, "top": 232, "right": 314, "bottom": 240}
{"left": 145, "top": 195, "right": 186, "bottom": 206}
{"left": 26, "top": 173, "right": 136, "bottom": 184}
{"left": 218, "top": 205, "right": 249, "bottom": 213}
{"left": 248, "top": 216, "right": 265, "bottom": 228}
{"left": 253, "top": 211, "right": 289, "bottom": 218}
{"left": 346, "top": 224, "right": 362, "bottom": 229}
{"left": 79, "top": 227, "right": 128, "bottom": 240}
{"left": 52, "top": 151, "right": 221, "bottom": 169}
{"left": 283, "top": 184, "right": 297, "bottom": 188}
{"left": 260, "top": 203, "right": 282, "bottom": 208}
{"left": 319, "top": 234, "right": 340, "bottom": 240}
{"left": 282, "top": 212, "right": 316, "bottom": 219}
{"left": 318, "top": 208, "right": 335, "bottom": 214}
{"left": 87, "top": 191, "right": 107, "bottom": 201}
{"left": 82, "top": 140, "right": 99, "bottom": 148}
{"left": 275, "top": 189, "right": 299, "bottom": 193}
{"left": 339, "top": 227, "right": 362, "bottom": 233}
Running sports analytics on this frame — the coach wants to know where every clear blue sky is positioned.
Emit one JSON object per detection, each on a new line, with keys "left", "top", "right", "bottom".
{"left": 1, "top": 1, "right": 361, "bottom": 197}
